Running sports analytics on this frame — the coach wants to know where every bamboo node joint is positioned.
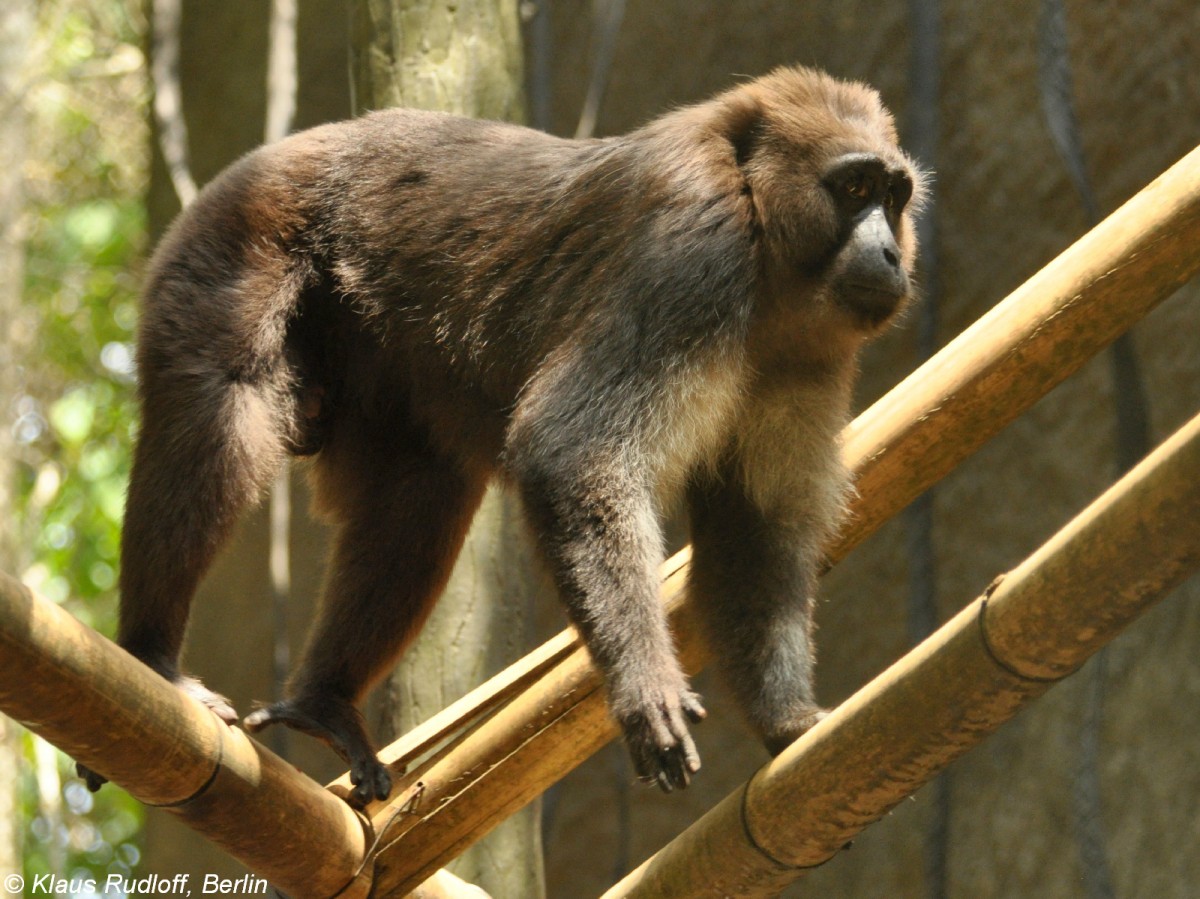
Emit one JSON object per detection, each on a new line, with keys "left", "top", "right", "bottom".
{"left": 978, "top": 590, "right": 1075, "bottom": 685}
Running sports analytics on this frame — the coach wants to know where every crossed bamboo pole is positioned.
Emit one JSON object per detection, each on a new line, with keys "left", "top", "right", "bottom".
{"left": 0, "top": 143, "right": 1198, "bottom": 897}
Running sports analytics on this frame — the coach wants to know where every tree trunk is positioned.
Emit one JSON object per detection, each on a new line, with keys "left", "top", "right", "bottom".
{"left": 0, "top": 0, "right": 34, "bottom": 880}
{"left": 350, "top": 0, "right": 525, "bottom": 119}
{"left": 350, "top": 3, "right": 543, "bottom": 896}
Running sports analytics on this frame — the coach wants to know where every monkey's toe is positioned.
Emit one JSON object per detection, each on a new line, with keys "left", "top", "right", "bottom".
{"left": 175, "top": 675, "right": 238, "bottom": 724}
{"left": 76, "top": 762, "right": 107, "bottom": 793}
{"left": 243, "top": 700, "right": 316, "bottom": 737}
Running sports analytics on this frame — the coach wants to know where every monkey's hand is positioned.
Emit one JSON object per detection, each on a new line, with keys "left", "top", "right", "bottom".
{"left": 617, "top": 687, "right": 707, "bottom": 793}
{"left": 244, "top": 694, "right": 390, "bottom": 808}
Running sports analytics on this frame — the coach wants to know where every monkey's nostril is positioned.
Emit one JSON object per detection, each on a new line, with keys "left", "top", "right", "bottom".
{"left": 883, "top": 247, "right": 899, "bottom": 267}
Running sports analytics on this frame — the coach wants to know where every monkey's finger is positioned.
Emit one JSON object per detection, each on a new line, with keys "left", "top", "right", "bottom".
{"left": 660, "top": 748, "right": 693, "bottom": 791}
{"left": 681, "top": 691, "right": 707, "bottom": 724}
{"left": 661, "top": 704, "right": 702, "bottom": 776}
{"left": 656, "top": 769, "right": 675, "bottom": 793}
{"left": 633, "top": 743, "right": 690, "bottom": 792}
{"left": 206, "top": 698, "right": 238, "bottom": 724}
{"left": 244, "top": 704, "right": 336, "bottom": 749}
{"left": 669, "top": 722, "right": 702, "bottom": 779}
{"left": 646, "top": 710, "right": 681, "bottom": 755}
{"left": 244, "top": 704, "right": 345, "bottom": 756}
{"left": 245, "top": 699, "right": 383, "bottom": 793}
{"left": 633, "top": 754, "right": 671, "bottom": 793}
{"left": 628, "top": 731, "right": 672, "bottom": 791}
{"left": 243, "top": 701, "right": 327, "bottom": 737}
{"left": 655, "top": 718, "right": 700, "bottom": 789}
{"left": 682, "top": 734, "right": 702, "bottom": 776}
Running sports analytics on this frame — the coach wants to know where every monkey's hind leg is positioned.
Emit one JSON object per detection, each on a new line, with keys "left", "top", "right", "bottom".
{"left": 246, "top": 421, "right": 488, "bottom": 807}
{"left": 77, "top": 362, "right": 296, "bottom": 791}
{"left": 119, "top": 371, "right": 294, "bottom": 682}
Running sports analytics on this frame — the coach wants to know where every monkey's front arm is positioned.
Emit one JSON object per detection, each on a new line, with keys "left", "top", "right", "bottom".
{"left": 686, "top": 458, "right": 832, "bottom": 755}
{"left": 504, "top": 350, "right": 711, "bottom": 791}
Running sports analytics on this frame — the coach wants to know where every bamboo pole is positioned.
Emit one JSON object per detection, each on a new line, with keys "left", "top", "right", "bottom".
{"left": 359, "top": 144, "right": 1200, "bottom": 894}
{"left": 0, "top": 571, "right": 372, "bottom": 899}
{"left": 603, "top": 410, "right": 1200, "bottom": 898}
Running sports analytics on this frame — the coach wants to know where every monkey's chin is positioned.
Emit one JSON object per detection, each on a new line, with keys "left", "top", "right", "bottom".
{"left": 837, "top": 285, "right": 907, "bottom": 333}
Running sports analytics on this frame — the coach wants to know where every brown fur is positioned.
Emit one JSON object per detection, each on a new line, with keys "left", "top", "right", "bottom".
{"left": 85, "top": 66, "right": 922, "bottom": 805}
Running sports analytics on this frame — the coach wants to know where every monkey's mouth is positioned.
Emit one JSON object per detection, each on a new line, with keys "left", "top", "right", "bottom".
{"left": 837, "top": 282, "right": 907, "bottom": 331}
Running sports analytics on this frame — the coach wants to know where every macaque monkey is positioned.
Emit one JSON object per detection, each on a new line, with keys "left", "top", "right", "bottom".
{"left": 83, "top": 66, "right": 921, "bottom": 807}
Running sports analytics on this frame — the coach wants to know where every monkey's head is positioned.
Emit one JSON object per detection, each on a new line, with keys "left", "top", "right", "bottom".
{"left": 715, "top": 66, "right": 925, "bottom": 340}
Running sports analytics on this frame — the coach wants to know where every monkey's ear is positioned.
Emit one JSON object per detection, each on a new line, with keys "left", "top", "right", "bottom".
{"left": 713, "top": 91, "right": 763, "bottom": 169}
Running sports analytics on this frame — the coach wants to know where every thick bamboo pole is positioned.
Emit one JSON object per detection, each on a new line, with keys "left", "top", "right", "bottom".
{"left": 603, "top": 410, "right": 1200, "bottom": 899}
{"left": 0, "top": 571, "right": 371, "bottom": 899}
{"left": 361, "top": 144, "right": 1200, "bottom": 894}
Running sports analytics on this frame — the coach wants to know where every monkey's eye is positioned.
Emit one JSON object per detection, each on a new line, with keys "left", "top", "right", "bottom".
{"left": 843, "top": 173, "right": 871, "bottom": 201}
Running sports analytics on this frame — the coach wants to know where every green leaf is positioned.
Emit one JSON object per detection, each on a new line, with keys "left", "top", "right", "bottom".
{"left": 48, "top": 389, "right": 96, "bottom": 446}
{"left": 64, "top": 200, "right": 121, "bottom": 251}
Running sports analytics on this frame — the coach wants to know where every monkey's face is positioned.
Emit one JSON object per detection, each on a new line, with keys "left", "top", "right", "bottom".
{"left": 753, "top": 143, "right": 920, "bottom": 338}
{"left": 730, "top": 70, "right": 923, "bottom": 340}
{"left": 819, "top": 152, "right": 918, "bottom": 331}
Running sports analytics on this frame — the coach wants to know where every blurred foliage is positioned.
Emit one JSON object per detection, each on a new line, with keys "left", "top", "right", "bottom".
{"left": 10, "top": 0, "right": 150, "bottom": 891}
{"left": 17, "top": 0, "right": 146, "bottom": 624}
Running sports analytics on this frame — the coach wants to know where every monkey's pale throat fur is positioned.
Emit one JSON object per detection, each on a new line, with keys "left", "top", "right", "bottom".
{"left": 87, "top": 66, "right": 922, "bottom": 807}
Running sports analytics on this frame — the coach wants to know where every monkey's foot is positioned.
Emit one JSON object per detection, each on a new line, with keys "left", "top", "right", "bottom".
{"left": 244, "top": 695, "right": 390, "bottom": 808}
{"left": 619, "top": 689, "right": 707, "bottom": 793}
{"left": 763, "top": 705, "right": 829, "bottom": 756}
{"left": 76, "top": 673, "right": 238, "bottom": 793}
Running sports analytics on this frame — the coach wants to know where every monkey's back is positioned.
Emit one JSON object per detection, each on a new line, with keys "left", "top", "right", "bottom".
{"left": 138, "top": 103, "right": 762, "bottom": 475}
